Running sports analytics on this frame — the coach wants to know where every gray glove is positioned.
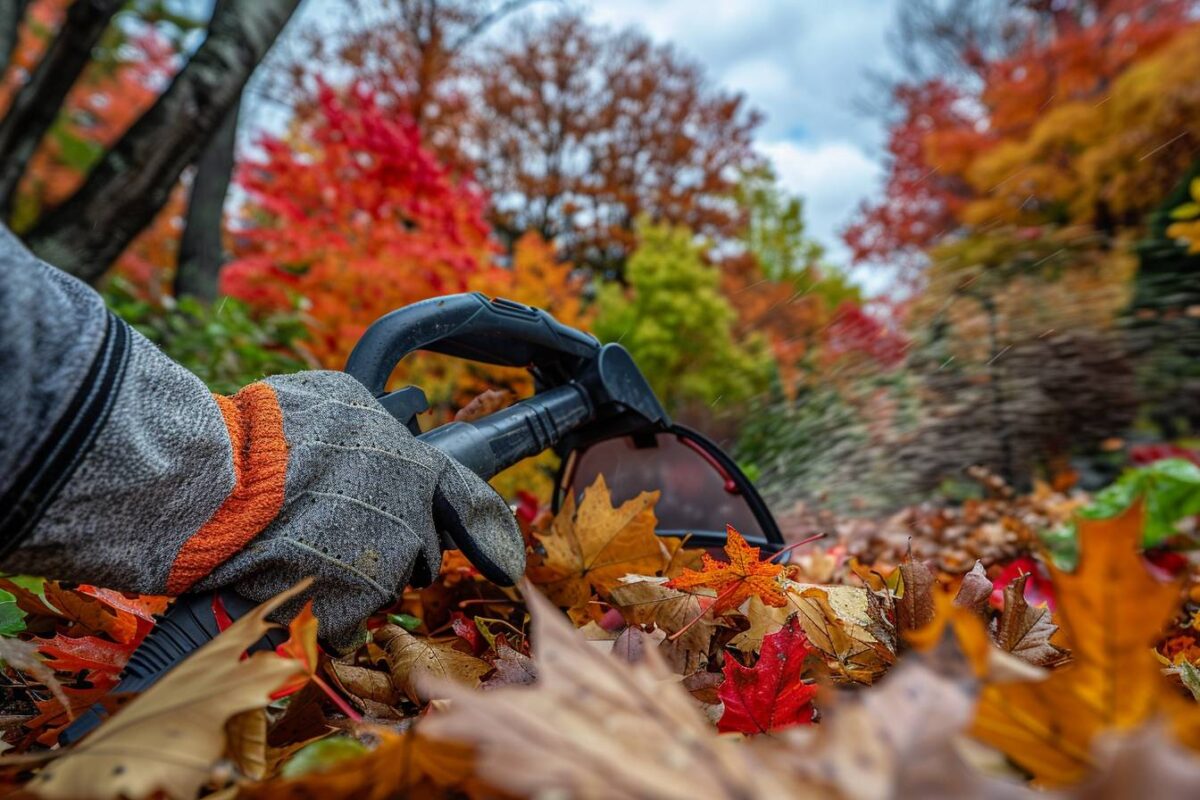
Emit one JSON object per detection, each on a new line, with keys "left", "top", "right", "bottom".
{"left": 195, "top": 371, "right": 526, "bottom": 650}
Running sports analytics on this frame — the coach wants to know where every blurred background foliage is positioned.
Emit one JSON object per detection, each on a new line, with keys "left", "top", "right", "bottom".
{"left": 2, "top": 0, "right": 1199, "bottom": 519}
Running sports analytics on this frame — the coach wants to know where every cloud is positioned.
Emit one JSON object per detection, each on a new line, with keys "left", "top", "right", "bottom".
{"left": 758, "top": 139, "right": 881, "bottom": 263}
{"left": 580, "top": 0, "right": 899, "bottom": 269}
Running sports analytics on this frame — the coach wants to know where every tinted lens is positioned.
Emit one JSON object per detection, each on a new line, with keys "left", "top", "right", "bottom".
{"left": 563, "top": 432, "right": 769, "bottom": 542}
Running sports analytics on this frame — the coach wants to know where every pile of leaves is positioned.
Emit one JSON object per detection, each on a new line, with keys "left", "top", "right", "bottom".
{"left": 1, "top": 473, "right": 1200, "bottom": 797}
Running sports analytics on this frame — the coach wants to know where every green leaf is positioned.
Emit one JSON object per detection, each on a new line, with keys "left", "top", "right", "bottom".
{"left": 280, "top": 736, "right": 368, "bottom": 778}
{"left": 0, "top": 590, "right": 27, "bottom": 637}
{"left": 1075, "top": 458, "right": 1200, "bottom": 547}
{"left": 387, "top": 613, "right": 423, "bottom": 632}
{"left": 1169, "top": 201, "right": 1200, "bottom": 220}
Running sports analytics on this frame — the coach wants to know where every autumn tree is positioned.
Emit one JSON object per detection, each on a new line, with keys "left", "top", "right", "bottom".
{"left": 722, "top": 168, "right": 862, "bottom": 394}
{"left": 272, "top": 0, "right": 535, "bottom": 172}
{"left": 471, "top": 12, "right": 761, "bottom": 275}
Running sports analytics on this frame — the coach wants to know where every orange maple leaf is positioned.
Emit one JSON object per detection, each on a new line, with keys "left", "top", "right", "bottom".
{"left": 666, "top": 526, "right": 786, "bottom": 614}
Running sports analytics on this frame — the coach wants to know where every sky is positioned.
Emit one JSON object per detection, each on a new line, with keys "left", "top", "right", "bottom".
{"left": 583, "top": 0, "right": 901, "bottom": 271}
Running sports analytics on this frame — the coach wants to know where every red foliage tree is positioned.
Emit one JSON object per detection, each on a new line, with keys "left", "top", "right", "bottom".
{"left": 221, "top": 83, "right": 499, "bottom": 367}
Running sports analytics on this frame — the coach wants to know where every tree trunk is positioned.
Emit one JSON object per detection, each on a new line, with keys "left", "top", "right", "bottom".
{"left": 174, "top": 100, "right": 240, "bottom": 301}
{"left": 0, "top": 0, "right": 121, "bottom": 219}
{"left": 0, "top": 0, "right": 30, "bottom": 74}
{"left": 26, "top": 0, "right": 301, "bottom": 283}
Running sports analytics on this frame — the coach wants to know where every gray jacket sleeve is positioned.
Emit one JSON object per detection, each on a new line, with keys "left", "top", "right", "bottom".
{"left": 0, "top": 226, "right": 235, "bottom": 592}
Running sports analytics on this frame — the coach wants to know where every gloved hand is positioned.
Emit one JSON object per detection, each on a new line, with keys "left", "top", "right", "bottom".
{"left": 0, "top": 231, "right": 523, "bottom": 651}
{"left": 193, "top": 371, "right": 525, "bottom": 650}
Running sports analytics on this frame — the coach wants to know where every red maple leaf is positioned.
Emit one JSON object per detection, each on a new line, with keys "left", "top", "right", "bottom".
{"left": 666, "top": 525, "right": 786, "bottom": 614}
{"left": 717, "top": 617, "right": 816, "bottom": 735}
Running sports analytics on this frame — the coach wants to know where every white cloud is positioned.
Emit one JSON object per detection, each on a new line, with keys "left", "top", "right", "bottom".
{"left": 758, "top": 139, "right": 881, "bottom": 264}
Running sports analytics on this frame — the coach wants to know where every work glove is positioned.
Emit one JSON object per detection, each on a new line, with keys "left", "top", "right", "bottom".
{"left": 0, "top": 232, "right": 524, "bottom": 651}
{"left": 194, "top": 371, "right": 526, "bottom": 650}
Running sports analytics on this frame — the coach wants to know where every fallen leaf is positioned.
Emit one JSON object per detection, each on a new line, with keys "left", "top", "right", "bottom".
{"left": 667, "top": 526, "right": 786, "bottom": 615}
{"left": 717, "top": 617, "right": 817, "bottom": 735}
{"left": 41, "top": 583, "right": 137, "bottom": 644}
{"left": 990, "top": 573, "right": 1067, "bottom": 668}
{"left": 954, "top": 561, "right": 993, "bottom": 616}
{"left": 728, "top": 595, "right": 790, "bottom": 653}
{"left": 324, "top": 663, "right": 400, "bottom": 710}
{"left": 792, "top": 586, "right": 895, "bottom": 685}
{"left": 280, "top": 735, "right": 368, "bottom": 778}
{"left": 608, "top": 576, "right": 717, "bottom": 656}
{"left": 37, "top": 634, "right": 130, "bottom": 679}
{"left": 454, "top": 388, "right": 513, "bottom": 423}
{"left": 26, "top": 582, "right": 308, "bottom": 800}
{"left": 896, "top": 559, "right": 936, "bottom": 631}
{"left": 375, "top": 625, "right": 489, "bottom": 704}
{"left": 238, "top": 728, "right": 477, "bottom": 799}
{"left": 0, "top": 638, "right": 69, "bottom": 722}
{"left": 1068, "top": 724, "right": 1200, "bottom": 798}
{"left": 528, "top": 475, "right": 665, "bottom": 611}
{"left": 784, "top": 662, "right": 1033, "bottom": 800}
{"left": 971, "top": 503, "right": 1186, "bottom": 785}
{"left": 481, "top": 644, "right": 536, "bottom": 690}
{"left": 422, "top": 580, "right": 817, "bottom": 798}
{"left": 225, "top": 709, "right": 269, "bottom": 781}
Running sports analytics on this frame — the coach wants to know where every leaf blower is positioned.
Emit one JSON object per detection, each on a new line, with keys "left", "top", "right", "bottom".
{"left": 61, "top": 293, "right": 782, "bottom": 742}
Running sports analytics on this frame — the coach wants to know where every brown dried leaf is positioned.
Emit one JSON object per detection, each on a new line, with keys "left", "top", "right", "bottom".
{"left": 324, "top": 662, "right": 400, "bottom": 711}
{"left": 990, "top": 573, "right": 1066, "bottom": 668}
{"left": 527, "top": 476, "right": 665, "bottom": 612}
{"left": 376, "top": 625, "right": 489, "bottom": 705}
{"left": 954, "top": 560, "right": 993, "bottom": 617}
{"left": 897, "top": 560, "right": 936, "bottom": 631}
{"left": 454, "top": 389, "right": 514, "bottom": 423}
{"left": 608, "top": 576, "right": 716, "bottom": 655}
{"left": 792, "top": 586, "right": 895, "bottom": 685}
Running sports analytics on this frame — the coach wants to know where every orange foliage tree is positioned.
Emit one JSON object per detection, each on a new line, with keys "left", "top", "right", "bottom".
{"left": 846, "top": 0, "right": 1198, "bottom": 272}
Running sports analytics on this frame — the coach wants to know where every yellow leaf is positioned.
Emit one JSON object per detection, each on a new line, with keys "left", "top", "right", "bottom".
{"left": 28, "top": 583, "right": 309, "bottom": 800}
{"left": 528, "top": 475, "right": 665, "bottom": 611}
{"left": 971, "top": 503, "right": 1185, "bottom": 785}
{"left": 793, "top": 585, "right": 895, "bottom": 685}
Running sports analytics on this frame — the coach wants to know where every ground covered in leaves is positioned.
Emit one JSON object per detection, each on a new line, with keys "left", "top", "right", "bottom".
{"left": 1, "top": 467, "right": 1200, "bottom": 798}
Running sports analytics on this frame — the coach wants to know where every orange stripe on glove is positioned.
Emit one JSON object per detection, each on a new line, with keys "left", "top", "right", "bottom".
{"left": 166, "top": 382, "right": 289, "bottom": 594}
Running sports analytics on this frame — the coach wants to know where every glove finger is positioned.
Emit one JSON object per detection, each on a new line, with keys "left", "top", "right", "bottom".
{"left": 431, "top": 458, "right": 525, "bottom": 587}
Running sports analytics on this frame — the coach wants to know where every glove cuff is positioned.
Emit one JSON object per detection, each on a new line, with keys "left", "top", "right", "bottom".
{"left": 166, "top": 382, "right": 289, "bottom": 593}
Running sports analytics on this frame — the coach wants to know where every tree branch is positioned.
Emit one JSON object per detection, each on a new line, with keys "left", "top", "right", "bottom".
{"left": 0, "top": 0, "right": 30, "bottom": 75}
{"left": 0, "top": 0, "right": 122, "bottom": 219}
{"left": 27, "top": 0, "right": 301, "bottom": 283}
{"left": 174, "top": 99, "right": 240, "bottom": 300}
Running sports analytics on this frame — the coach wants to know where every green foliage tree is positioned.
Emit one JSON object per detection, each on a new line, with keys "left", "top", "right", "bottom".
{"left": 592, "top": 220, "right": 772, "bottom": 414}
